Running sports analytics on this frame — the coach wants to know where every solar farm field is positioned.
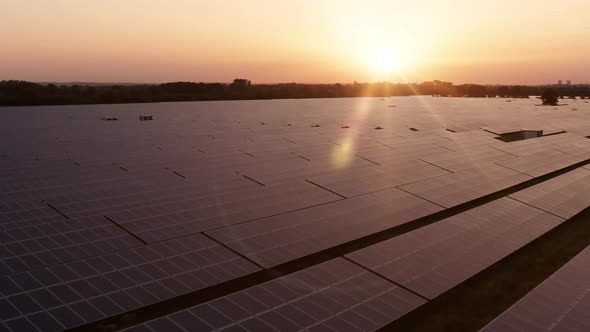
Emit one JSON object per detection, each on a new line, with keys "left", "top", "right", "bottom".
{"left": 3, "top": 97, "right": 590, "bottom": 331}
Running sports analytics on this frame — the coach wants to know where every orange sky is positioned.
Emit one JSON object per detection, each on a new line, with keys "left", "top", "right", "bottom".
{"left": 1, "top": 1, "right": 589, "bottom": 84}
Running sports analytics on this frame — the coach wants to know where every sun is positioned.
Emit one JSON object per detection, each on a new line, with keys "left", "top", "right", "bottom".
{"left": 368, "top": 47, "right": 402, "bottom": 75}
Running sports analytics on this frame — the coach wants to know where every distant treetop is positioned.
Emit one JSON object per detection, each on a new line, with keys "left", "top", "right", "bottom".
{"left": 230, "top": 79, "right": 252, "bottom": 89}
{"left": 541, "top": 88, "right": 559, "bottom": 106}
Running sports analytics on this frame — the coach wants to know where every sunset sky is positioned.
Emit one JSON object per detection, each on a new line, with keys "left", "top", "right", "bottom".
{"left": 1, "top": 0, "right": 589, "bottom": 84}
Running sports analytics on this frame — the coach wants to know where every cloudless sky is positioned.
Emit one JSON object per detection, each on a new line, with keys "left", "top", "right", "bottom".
{"left": 1, "top": 0, "right": 589, "bottom": 84}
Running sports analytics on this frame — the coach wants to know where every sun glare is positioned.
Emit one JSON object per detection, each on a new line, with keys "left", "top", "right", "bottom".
{"left": 368, "top": 47, "right": 402, "bottom": 75}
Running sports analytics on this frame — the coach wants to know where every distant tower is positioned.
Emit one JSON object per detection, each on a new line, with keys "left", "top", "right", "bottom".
{"left": 558, "top": 80, "right": 563, "bottom": 86}
{"left": 567, "top": 80, "right": 572, "bottom": 86}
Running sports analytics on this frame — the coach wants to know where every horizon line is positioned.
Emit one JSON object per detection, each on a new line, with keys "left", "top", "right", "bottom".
{"left": 22, "top": 80, "right": 590, "bottom": 87}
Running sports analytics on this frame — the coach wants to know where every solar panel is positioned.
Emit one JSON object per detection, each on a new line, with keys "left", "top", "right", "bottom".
{"left": 489, "top": 137, "right": 558, "bottom": 156}
{"left": 207, "top": 187, "right": 443, "bottom": 267}
{"left": 107, "top": 180, "right": 341, "bottom": 243}
{"left": 399, "top": 163, "right": 531, "bottom": 208}
{"left": 122, "top": 259, "right": 426, "bottom": 332}
{"left": 496, "top": 149, "right": 582, "bottom": 177}
{"left": 346, "top": 197, "right": 565, "bottom": 299}
{"left": 0, "top": 234, "right": 259, "bottom": 330}
{"left": 0, "top": 208, "right": 63, "bottom": 230}
{"left": 305, "top": 160, "right": 449, "bottom": 198}
{"left": 1, "top": 215, "right": 142, "bottom": 276}
{"left": 509, "top": 168, "right": 590, "bottom": 218}
{"left": 481, "top": 245, "right": 590, "bottom": 332}
{"left": 419, "top": 146, "right": 514, "bottom": 172}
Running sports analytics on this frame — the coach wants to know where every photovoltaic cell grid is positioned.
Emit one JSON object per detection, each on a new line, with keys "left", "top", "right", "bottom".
{"left": 2, "top": 97, "right": 590, "bottom": 331}
{"left": 125, "top": 165, "right": 590, "bottom": 331}
{"left": 0, "top": 234, "right": 259, "bottom": 331}
{"left": 206, "top": 187, "right": 443, "bottom": 267}
{"left": 509, "top": 168, "right": 590, "bottom": 219}
{"left": 495, "top": 149, "right": 582, "bottom": 177}
{"left": 346, "top": 168, "right": 590, "bottom": 300}
{"left": 481, "top": 246, "right": 590, "bottom": 332}
{"left": 0, "top": 215, "right": 143, "bottom": 276}
{"left": 419, "top": 145, "right": 515, "bottom": 173}
{"left": 121, "top": 259, "right": 426, "bottom": 332}
{"left": 346, "top": 197, "right": 566, "bottom": 299}
{"left": 398, "top": 163, "right": 531, "bottom": 208}
{"left": 476, "top": 168, "right": 590, "bottom": 331}
{"left": 305, "top": 159, "right": 450, "bottom": 198}
{"left": 107, "top": 180, "right": 341, "bottom": 243}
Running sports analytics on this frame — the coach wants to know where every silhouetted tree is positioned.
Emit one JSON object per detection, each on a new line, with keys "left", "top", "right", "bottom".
{"left": 541, "top": 88, "right": 559, "bottom": 105}
{"left": 497, "top": 86, "right": 510, "bottom": 98}
{"left": 71, "top": 85, "right": 81, "bottom": 95}
{"left": 230, "top": 79, "right": 251, "bottom": 89}
{"left": 46, "top": 84, "right": 58, "bottom": 95}
{"left": 455, "top": 84, "right": 487, "bottom": 97}
{"left": 509, "top": 86, "right": 522, "bottom": 98}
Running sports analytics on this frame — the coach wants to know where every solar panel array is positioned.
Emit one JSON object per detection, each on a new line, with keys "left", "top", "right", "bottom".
{"left": 123, "top": 259, "right": 426, "bottom": 332}
{"left": 346, "top": 197, "right": 565, "bottom": 299}
{"left": 125, "top": 157, "right": 590, "bottom": 332}
{"left": 2, "top": 97, "right": 590, "bottom": 331}
{"left": 510, "top": 168, "right": 590, "bottom": 219}
{"left": 482, "top": 242, "right": 590, "bottom": 332}
{"left": 398, "top": 163, "right": 531, "bottom": 208}
{"left": 207, "top": 187, "right": 443, "bottom": 267}
{"left": 480, "top": 168, "right": 590, "bottom": 332}
{"left": 0, "top": 234, "right": 259, "bottom": 330}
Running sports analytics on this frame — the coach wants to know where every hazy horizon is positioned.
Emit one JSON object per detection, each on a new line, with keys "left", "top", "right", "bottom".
{"left": 2, "top": 1, "right": 589, "bottom": 85}
{"left": 29, "top": 80, "right": 590, "bottom": 86}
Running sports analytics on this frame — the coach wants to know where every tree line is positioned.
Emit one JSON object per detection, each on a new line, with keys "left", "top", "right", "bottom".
{"left": 1, "top": 79, "right": 589, "bottom": 106}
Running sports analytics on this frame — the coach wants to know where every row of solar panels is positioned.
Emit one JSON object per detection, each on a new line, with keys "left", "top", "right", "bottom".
{"left": 3, "top": 143, "right": 581, "bottom": 281}
{"left": 483, "top": 235, "right": 590, "bottom": 331}
{"left": 3, "top": 132, "right": 586, "bottom": 247}
{"left": 3, "top": 164, "right": 590, "bottom": 331}
{"left": 120, "top": 168, "right": 590, "bottom": 332}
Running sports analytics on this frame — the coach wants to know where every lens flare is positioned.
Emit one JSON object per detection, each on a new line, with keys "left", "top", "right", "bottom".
{"left": 332, "top": 136, "right": 354, "bottom": 169}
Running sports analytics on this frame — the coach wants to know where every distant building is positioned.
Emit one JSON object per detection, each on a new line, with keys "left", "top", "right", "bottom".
{"left": 558, "top": 80, "right": 563, "bottom": 86}
{"left": 567, "top": 80, "right": 572, "bottom": 86}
